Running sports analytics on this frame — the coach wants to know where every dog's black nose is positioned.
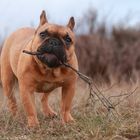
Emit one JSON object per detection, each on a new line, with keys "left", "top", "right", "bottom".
{"left": 48, "top": 37, "right": 62, "bottom": 47}
{"left": 49, "top": 38, "right": 67, "bottom": 63}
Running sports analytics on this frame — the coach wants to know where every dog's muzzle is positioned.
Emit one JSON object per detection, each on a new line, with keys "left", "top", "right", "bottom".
{"left": 37, "top": 37, "right": 67, "bottom": 68}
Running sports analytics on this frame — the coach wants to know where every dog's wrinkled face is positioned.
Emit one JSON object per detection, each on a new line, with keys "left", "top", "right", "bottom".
{"left": 32, "top": 11, "right": 75, "bottom": 68}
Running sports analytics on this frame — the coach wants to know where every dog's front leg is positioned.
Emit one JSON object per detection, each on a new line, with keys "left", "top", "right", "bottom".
{"left": 61, "top": 79, "right": 76, "bottom": 123}
{"left": 19, "top": 83, "right": 39, "bottom": 127}
{"left": 41, "top": 93, "right": 57, "bottom": 117}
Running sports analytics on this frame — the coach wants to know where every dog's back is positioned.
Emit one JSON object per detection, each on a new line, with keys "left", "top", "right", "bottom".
{"left": 1, "top": 28, "right": 35, "bottom": 76}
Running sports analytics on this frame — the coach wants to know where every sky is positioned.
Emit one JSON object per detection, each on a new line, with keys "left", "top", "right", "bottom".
{"left": 0, "top": 0, "right": 140, "bottom": 38}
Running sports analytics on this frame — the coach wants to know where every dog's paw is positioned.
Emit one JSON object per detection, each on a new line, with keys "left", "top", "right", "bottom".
{"left": 62, "top": 112, "right": 75, "bottom": 124}
{"left": 27, "top": 116, "right": 40, "bottom": 127}
{"left": 43, "top": 108, "right": 57, "bottom": 118}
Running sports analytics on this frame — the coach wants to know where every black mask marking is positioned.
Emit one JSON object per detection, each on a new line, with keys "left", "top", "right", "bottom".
{"left": 37, "top": 37, "right": 67, "bottom": 68}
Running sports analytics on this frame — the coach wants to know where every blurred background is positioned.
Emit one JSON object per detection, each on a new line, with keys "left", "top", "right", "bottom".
{"left": 1, "top": 0, "right": 140, "bottom": 84}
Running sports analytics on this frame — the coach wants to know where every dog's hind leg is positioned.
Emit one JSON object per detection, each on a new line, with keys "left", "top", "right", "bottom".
{"left": 41, "top": 93, "right": 57, "bottom": 117}
{"left": 1, "top": 64, "right": 17, "bottom": 116}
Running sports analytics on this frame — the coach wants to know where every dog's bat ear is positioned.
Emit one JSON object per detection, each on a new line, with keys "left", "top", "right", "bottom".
{"left": 67, "top": 17, "right": 75, "bottom": 31}
{"left": 39, "top": 10, "right": 48, "bottom": 26}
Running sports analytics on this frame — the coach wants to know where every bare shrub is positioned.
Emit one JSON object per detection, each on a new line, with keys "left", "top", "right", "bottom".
{"left": 76, "top": 8, "right": 140, "bottom": 84}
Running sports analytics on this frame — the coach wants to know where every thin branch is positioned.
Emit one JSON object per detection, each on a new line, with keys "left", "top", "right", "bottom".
{"left": 113, "top": 87, "right": 138, "bottom": 107}
{"left": 22, "top": 49, "right": 138, "bottom": 117}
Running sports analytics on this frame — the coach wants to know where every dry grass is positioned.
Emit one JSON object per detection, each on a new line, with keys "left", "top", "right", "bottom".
{"left": 1, "top": 7, "right": 140, "bottom": 140}
{"left": 0, "top": 80, "right": 140, "bottom": 140}
{"left": 1, "top": 8, "right": 140, "bottom": 139}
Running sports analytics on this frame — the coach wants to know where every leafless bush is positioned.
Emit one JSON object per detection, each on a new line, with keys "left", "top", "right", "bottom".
{"left": 76, "top": 8, "right": 140, "bottom": 84}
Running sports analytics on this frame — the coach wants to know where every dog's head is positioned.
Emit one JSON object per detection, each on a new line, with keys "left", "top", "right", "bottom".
{"left": 32, "top": 10, "right": 75, "bottom": 68}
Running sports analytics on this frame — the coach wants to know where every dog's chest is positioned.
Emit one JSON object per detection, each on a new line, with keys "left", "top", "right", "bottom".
{"left": 36, "top": 81, "right": 63, "bottom": 93}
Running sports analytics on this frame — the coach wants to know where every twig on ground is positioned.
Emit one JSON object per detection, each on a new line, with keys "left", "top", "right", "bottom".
{"left": 113, "top": 87, "right": 138, "bottom": 107}
{"left": 62, "top": 62, "right": 115, "bottom": 112}
{"left": 22, "top": 50, "right": 138, "bottom": 118}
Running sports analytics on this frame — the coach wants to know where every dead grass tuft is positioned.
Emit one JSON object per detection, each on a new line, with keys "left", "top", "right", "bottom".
{"left": 0, "top": 81, "right": 140, "bottom": 139}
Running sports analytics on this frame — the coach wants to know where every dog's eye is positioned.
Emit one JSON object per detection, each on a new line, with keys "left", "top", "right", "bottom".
{"left": 39, "top": 30, "right": 49, "bottom": 39}
{"left": 64, "top": 34, "right": 72, "bottom": 46}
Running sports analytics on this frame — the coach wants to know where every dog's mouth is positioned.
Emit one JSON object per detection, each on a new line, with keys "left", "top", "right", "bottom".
{"left": 36, "top": 37, "right": 67, "bottom": 68}
{"left": 37, "top": 53, "right": 61, "bottom": 68}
